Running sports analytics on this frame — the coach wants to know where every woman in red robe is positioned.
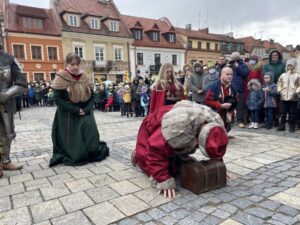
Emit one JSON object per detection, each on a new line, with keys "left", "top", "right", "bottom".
{"left": 132, "top": 100, "right": 228, "bottom": 198}
{"left": 149, "top": 63, "right": 184, "bottom": 113}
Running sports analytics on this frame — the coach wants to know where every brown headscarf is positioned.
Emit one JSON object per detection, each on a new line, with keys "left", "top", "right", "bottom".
{"left": 51, "top": 69, "right": 93, "bottom": 103}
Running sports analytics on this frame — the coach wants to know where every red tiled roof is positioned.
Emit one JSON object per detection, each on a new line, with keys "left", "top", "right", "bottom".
{"left": 53, "top": 0, "right": 131, "bottom": 38}
{"left": 175, "top": 27, "right": 221, "bottom": 42}
{"left": 55, "top": 0, "right": 119, "bottom": 19}
{"left": 262, "top": 40, "right": 289, "bottom": 53}
{"left": 237, "top": 36, "right": 264, "bottom": 53}
{"left": 210, "top": 33, "right": 243, "bottom": 44}
{"left": 6, "top": 4, "right": 61, "bottom": 36}
{"left": 122, "top": 15, "right": 184, "bottom": 50}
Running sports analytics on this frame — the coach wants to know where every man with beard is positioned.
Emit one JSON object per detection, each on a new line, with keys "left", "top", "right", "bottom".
{"left": 189, "top": 63, "right": 205, "bottom": 104}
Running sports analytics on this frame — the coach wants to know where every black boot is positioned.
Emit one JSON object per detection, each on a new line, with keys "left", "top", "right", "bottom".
{"left": 277, "top": 123, "right": 286, "bottom": 131}
{"left": 289, "top": 123, "right": 295, "bottom": 133}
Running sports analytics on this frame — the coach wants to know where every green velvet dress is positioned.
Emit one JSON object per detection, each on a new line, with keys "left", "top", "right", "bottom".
{"left": 49, "top": 89, "right": 109, "bottom": 167}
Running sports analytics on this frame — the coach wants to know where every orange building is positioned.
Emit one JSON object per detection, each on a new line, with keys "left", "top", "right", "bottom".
{"left": 5, "top": 3, "right": 64, "bottom": 83}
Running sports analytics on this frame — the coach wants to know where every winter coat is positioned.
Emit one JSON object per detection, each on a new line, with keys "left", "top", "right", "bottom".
{"left": 262, "top": 50, "right": 286, "bottom": 84}
{"left": 140, "top": 92, "right": 149, "bottom": 107}
{"left": 231, "top": 59, "right": 249, "bottom": 93}
{"left": 246, "top": 80, "right": 264, "bottom": 110}
{"left": 189, "top": 72, "right": 205, "bottom": 102}
{"left": 277, "top": 71, "right": 300, "bottom": 101}
{"left": 123, "top": 90, "right": 131, "bottom": 103}
{"left": 262, "top": 72, "right": 278, "bottom": 108}
{"left": 203, "top": 71, "right": 220, "bottom": 91}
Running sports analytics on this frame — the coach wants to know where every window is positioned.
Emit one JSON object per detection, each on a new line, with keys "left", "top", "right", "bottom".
{"left": 152, "top": 32, "right": 159, "bottom": 41}
{"left": 169, "top": 34, "right": 175, "bottom": 43}
{"left": 74, "top": 46, "right": 84, "bottom": 58}
{"left": 154, "top": 54, "right": 161, "bottom": 65}
{"left": 110, "top": 21, "right": 117, "bottom": 32}
{"left": 31, "top": 46, "right": 42, "bottom": 60}
{"left": 48, "top": 47, "right": 58, "bottom": 60}
{"left": 33, "top": 73, "right": 44, "bottom": 82}
{"left": 50, "top": 72, "right": 56, "bottom": 81}
{"left": 236, "top": 44, "right": 241, "bottom": 52}
{"left": 206, "top": 42, "right": 210, "bottom": 50}
{"left": 133, "top": 29, "right": 142, "bottom": 40}
{"left": 13, "top": 44, "right": 25, "bottom": 60}
{"left": 188, "top": 41, "right": 192, "bottom": 48}
{"left": 198, "top": 42, "right": 202, "bottom": 49}
{"left": 69, "top": 15, "right": 78, "bottom": 26}
{"left": 137, "top": 53, "right": 143, "bottom": 65}
{"left": 22, "top": 17, "right": 43, "bottom": 30}
{"left": 226, "top": 43, "right": 232, "bottom": 52}
{"left": 114, "top": 48, "right": 122, "bottom": 61}
{"left": 172, "top": 54, "right": 177, "bottom": 66}
{"left": 215, "top": 43, "right": 219, "bottom": 50}
{"left": 95, "top": 47, "right": 104, "bottom": 61}
{"left": 91, "top": 18, "right": 99, "bottom": 29}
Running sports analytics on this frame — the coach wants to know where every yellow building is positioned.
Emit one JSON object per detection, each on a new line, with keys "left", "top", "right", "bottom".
{"left": 176, "top": 27, "right": 221, "bottom": 66}
{"left": 51, "top": 0, "right": 133, "bottom": 84}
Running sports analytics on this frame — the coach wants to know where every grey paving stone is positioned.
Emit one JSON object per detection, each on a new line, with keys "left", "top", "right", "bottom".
{"left": 216, "top": 193, "right": 237, "bottom": 202}
{"left": 109, "top": 180, "right": 141, "bottom": 195}
{"left": 169, "top": 208, "right": 189, "bottom": 220}
{"left": 266, "top": 219, "right": 286, "bottom": 225}
{"left": 51, "top": 211, "right": 91, "bottom": 225}
{"left": 203, "top": 215, "right": 221, "bottom": 225}
{"left": 31, "top": 199, "right": 65, "bottom": 223}
{"left": 24, "top": 178, "right": 51, "bottom": 190}
{"left": 33, "top": 168, "right": 56, "bottom": 179}
{"left": 231, "top": 198, "right": 254, "bottom": 209}
{"left": 12, "top": 190, "right": 43, "bottom": 208}
{"left": 277, "top": 205, "right": 299, "bottom": 217}
{"left": 86, "top": 186, "right": 119, "bottom": 203}
{"left": 0, "top": 196, "right": 11, "bottom": 213}
{"left": 136, "top": 212, "right": 152, "bottom": 223}
{"left": 0, "top": 177, "right": 9, "bottom": 187}
{"left": 190, "top": 210, "right": 207, "bottom": 222}
{"left": 10, "top": 173, "right": 33, "bottom": 184}
{"left": 118, "top": 218, "right": 139, "bottom": 225}
{"left": 59, "top": 192, "right": 94, "bottom": 213}
{"left": 233, "top": 212, "right": 264, "bottom": 225}
{"left": 147, "top": 208, "right": 167, "bottom": 220}
{"left": 217, "top": 203, "right": 238, "bottom": 214}
{"left": 69, "top": 168, "right": 95, "bottom": 179}
{"left": 245, "top": 207, "right": 274, "bottom": 219}
{"left": 262, "top": 187, "right": 286, "bottom": 197}
{"left": 199, "top": 205, "right": 217, "bottom": 214}
{"left": 212, "top": 209, "right": 231, "bottom": 219}
{"left": 259, "top": 200, "right": 281, "bottom": 211}
{"left": 40, "top": 184, "right": 71, "bottom": 200}
{"left": 34, "top": 221, "right": 52, "bottom": 225}
{"left": 247, "top": 195, "right": 264, "bottom": 202}
{"left": 0, "top": 183, "right": 24, "bottom": 197}
{"left": 88, "top": 174, "right": 116, "bottom": 187}
{"left": 108, "top": 169, "right": 139, "bottom": 181}
{"left": 160, "top": 216, "right": 177, "bottom": 225}
{"left": 0, "top": 206, "right": 31, "bottom": 225}
{"left": 159, "top": 202, "right": 180, "bottom": 213}
{"left": 83, "top": 202, "right": 125, "bottom": 225}
{"left": 278, "top": 180, "right": 299, "bottom": 188}
{"left": 182, "top": 198, "right": 209, "bottom": 211}
{"left": 65, "top": 178, "right": 94, "bottom": 193}
{"left": 47, "top": 173, "right": 73, "bottom": 184}
{"left": 178, "top": 217, "right": 198, "bottom": 225}
{"left": 272, "top": 213, "right": 295, "bottom": 225}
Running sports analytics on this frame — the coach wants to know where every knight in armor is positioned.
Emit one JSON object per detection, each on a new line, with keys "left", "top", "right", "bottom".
{"left": 0, "top": 42, "right": 27, "bottom": 177}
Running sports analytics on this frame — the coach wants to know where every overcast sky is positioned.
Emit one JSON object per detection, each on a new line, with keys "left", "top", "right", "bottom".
{"left": 10, "top": 0, "right": 300, "bottom": 46}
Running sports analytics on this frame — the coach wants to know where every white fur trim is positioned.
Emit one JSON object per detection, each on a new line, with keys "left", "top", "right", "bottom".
{"left": 198, "top": 122, "right": 225, "bottom": 158}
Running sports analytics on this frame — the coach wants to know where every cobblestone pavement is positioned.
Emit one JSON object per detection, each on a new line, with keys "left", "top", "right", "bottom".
{"left": 1, "top": 107, "right": 300, "bottom": 225}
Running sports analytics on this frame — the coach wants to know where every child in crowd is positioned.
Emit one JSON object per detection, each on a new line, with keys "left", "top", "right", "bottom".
{"left": 104, "top": 93, "right": 114, "bottom": 112}
{"left": 262, "top": 72, "right": 278, "bottom": 129}
{"left": 140, "top": 86, "right": 149, "bottom": 116}
{"left": 277, "top": 59, "right": 300, "bottom": 133}
{"left": 123, "top": 85, "right": 133, "bottom": 117}
{"left": 246, "top": 79, "right": 264, "bottom": 129}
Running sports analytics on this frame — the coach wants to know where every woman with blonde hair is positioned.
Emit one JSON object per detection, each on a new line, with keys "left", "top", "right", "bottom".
{"left": 149, "top": 63, "right": 183, "bottom": 113}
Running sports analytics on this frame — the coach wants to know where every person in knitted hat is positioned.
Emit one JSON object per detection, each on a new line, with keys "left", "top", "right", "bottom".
{"left": 132, "top": 100, "right": 228, "bottom": 198}
{"left": 277, "top": 58, "right": 300, "bottom": 132}
{"left": 190, "top": 62, "right": 205, "bottom": 104}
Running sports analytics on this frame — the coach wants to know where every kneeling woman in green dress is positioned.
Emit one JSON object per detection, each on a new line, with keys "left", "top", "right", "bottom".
{"left": 49, "top": 53, "right": 109, "bottom": 167}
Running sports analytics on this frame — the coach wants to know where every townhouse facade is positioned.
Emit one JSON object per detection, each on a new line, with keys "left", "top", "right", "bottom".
{"left": 4, "top": 3, "right": 64, "bottom": 82}
{"left": 50, "top": 0, "right": 133, "bottom": 85}
{"left": 237, "top": 36, "right": 266, "bottom": 59}
{"left": 176, "top": 26, "right": 222, "bottom": 66}
{"left": 122, "top": 15, "right": 185, "bottom": 78}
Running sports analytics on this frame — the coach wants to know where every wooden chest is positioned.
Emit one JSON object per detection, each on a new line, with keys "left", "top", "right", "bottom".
{"left": 180, "top": 159, "right": 226, "bottom": 194}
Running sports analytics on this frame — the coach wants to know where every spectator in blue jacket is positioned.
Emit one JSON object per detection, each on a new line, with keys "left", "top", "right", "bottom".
{"left": 228, "top": 52, "right": 249, "bottom": 128}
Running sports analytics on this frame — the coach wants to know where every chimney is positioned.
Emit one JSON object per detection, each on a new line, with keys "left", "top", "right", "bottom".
{"left": 270, "top": 39, "right": 274, "bottom": 44}
{"left": 200, "top": 28, "right": 209, "bottom": 34}
{"left": 185, "top": 24, "right": 192, "bottom": 30}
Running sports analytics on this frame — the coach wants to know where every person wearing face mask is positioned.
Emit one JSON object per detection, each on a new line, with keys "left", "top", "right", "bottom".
{"left": 276, "top": 59, "right": 300, "bottom": 133}
{"left": 49, "top": 53, "right": 109, "bottom": 167}
{"left": 203, "top": 63, "right": 220, "bottom": 91}
{"left": 189, "top": 62, "right": 205, "bottom": 104}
